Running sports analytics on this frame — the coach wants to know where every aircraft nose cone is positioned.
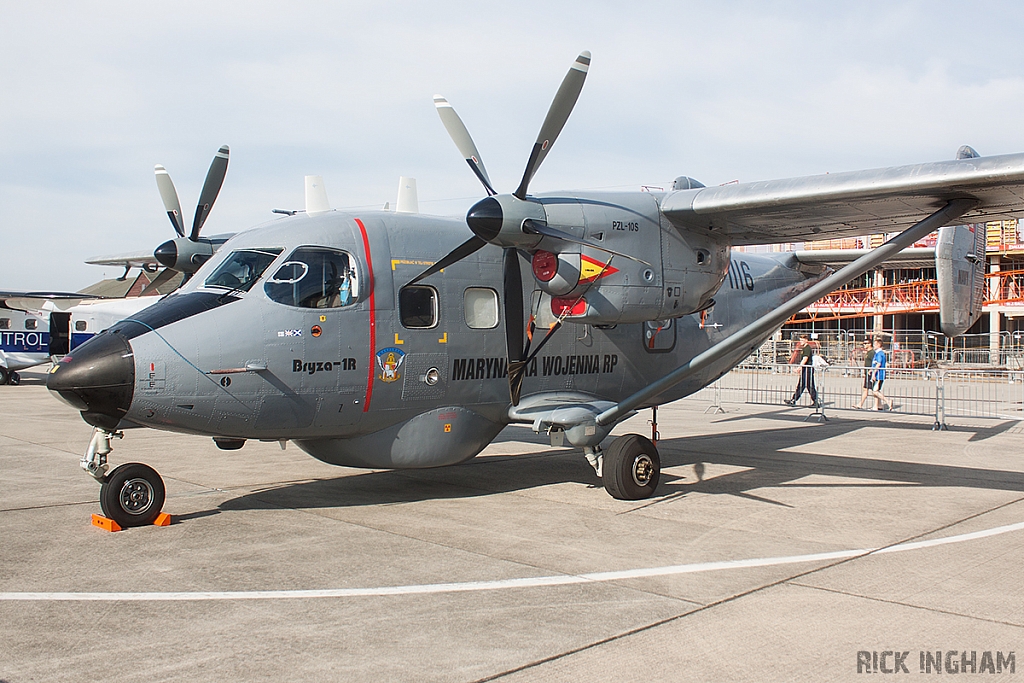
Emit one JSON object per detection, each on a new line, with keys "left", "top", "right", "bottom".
{"left": 154, "top": 240, "right": 178, "bottom": 269}
{"left": 466, "top": 196, "right": 503, "bottom": 242}
{"left": 47, "top": 331, "right": 135, "bottom": 431}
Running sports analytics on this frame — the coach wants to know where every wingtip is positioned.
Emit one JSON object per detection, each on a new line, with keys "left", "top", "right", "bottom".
{"left": 433, "top": 95, "right": 451, "bottom": 108}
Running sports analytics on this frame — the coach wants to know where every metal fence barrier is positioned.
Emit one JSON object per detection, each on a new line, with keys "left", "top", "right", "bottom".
{"left": 690, "top": 364, "right": 1024, "bottom": 429}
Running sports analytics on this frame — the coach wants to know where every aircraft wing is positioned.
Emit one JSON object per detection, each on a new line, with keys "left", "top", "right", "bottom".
{"left": 85, "top": 250, "right": 160, "bottom": 269}
{"left": 2, "top": 295, "right": 100, "bottom": 312}
{"left": 661, "top": 152, "right": 1024, "bottom": 244}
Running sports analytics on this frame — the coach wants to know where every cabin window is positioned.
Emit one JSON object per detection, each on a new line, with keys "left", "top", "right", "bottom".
{"left": 24, "top": 319, "right": 37, "bottom": 330}
{"left": 464, "top": 288, "right": 499, "bottom": 329}
{"left": 0, "top": 318, "right": 9, "bottom": 330}
{"left": 399, "top": 286, "right": 438, "bottom": 328}
{"left": 265, "top": 247, "right": 359, "bottom": 309}
{"left": 75, "top": 320, "right": 88, "bottom": 332}
{"left": 205, "top": 248, "right": 283, "bottom": 292}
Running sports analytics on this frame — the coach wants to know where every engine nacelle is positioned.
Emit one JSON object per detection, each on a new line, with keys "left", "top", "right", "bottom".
{"left": 529, "top": 191, "right": 730, "bottom": 325}
{"left": 154, "top": 237, "right": 215, "bottom": 274}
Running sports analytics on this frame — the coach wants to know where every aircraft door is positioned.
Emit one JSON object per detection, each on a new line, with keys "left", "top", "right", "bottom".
{"left": 388, "top": 283, "right": 448, "bottom": 408}
{"left": 48, "top": 312, "right": 71, "bottom": 356}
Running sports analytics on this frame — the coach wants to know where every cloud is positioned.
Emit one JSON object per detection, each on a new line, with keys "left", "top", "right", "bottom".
{"left": 2, "top": 1, "right": 1024, "bottom": 289}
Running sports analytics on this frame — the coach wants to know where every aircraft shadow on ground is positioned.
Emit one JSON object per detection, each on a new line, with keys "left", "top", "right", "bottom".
{"left": 218, "top": 416, "right": 1024, "bottom": 513}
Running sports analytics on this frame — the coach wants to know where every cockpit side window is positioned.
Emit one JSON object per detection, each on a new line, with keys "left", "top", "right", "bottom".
{"left": 204, "top": 248, "right": 283, "bottom": 292}
{"left": 264, "top": 247, "right": 359, "bottom": 309}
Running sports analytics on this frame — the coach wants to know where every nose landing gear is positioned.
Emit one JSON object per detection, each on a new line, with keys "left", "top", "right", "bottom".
{"left": 82, "top": 428, "right": 166, "bottom": 528}
{"left": 100, "top": 463, "right": 166, "bottom": 528}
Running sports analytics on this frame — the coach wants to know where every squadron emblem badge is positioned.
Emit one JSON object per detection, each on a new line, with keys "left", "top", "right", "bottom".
{"left": 375, "top": 347, "right": 406, "bottom": 383}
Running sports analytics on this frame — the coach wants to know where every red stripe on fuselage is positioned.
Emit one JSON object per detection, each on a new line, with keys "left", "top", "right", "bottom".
{"left": 355, "top": 218, "right": 375, "bottom": 412}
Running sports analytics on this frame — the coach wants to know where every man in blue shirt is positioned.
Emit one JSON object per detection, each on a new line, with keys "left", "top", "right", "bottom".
{"left": 869, "top": 338, "right": 894, "bottom": 411}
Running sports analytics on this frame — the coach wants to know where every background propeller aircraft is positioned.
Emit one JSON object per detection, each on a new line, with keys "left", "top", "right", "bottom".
{"left": 46, "top": 51, "right": 1023, "bottom": 527}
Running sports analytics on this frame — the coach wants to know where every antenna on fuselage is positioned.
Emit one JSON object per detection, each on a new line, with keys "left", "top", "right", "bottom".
{"left": 305, "top": 175, "right": 332, "bottom": 216}
{"left": 396, "top": 176, "right": 418, "bottom": 213}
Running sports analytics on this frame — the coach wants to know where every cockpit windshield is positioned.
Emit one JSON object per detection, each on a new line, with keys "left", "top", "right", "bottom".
{"left": 204, "top": 249, "right": 283, "bottom": 291}
{"left": 264, "top": 247, "right": 359, "bottom": 308}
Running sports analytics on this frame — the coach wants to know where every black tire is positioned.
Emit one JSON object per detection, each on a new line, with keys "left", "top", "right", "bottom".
{"left": 0, "top": 368, "right": 8, "bottom": 385}
{"left": 8, "top": 371, "right": 20, "bottom": 385}
{"left": 603, "top": 434, "right": 661, "bottom": 500}
{"left": 99, "top": 463, "right": 165, "bottom": 527}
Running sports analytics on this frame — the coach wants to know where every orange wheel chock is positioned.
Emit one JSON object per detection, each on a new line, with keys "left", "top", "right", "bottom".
{"left": 91, "top": 512, "right": 172, "bottom": 532}
{"left": 91, "top": 514, "right": 122, "bottom": 533}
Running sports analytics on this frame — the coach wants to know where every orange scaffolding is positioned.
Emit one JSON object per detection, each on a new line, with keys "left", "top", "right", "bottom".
{"left": 787, "top": 268, "right": 1024, "bottom": 324}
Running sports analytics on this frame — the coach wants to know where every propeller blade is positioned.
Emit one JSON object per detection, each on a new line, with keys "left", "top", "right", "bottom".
{"left": 154, "top": 165, "right": 185, "bottom": 237}
{"left": 139, "top": 267, "right": 179, "bottom": 296}
{"left": 513, "top": 51, "right": 590, "bottom": 200}
{"left": 503, "top": 248, "right": 526, "bottom": 405}
{"left": 190, "top": 145, "right": 230, "bottom": 241}
{"left": 434, "top": 96, "right": 497, "bottom": 196}
{"left": 522, "top": 219, "right": 651, "bottom": 266}
{"left": 406, "top": 235, "right": 487, "bottom": 286}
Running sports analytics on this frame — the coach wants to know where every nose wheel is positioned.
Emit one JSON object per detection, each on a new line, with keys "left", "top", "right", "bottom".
{"left": 99, "top": 463, "right": 166, "bottom": 528}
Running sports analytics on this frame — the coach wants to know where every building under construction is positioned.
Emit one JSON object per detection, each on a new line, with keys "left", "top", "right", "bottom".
{"left": 740, "top": 219, "right": 1024, "bottom": 367}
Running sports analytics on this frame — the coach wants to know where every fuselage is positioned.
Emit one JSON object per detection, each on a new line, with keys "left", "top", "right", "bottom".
{"left": 0, "top": 307, "right": 48, "bottom": 372}
{"left": 48, "top": 194, "right": 825, "bottom": 467}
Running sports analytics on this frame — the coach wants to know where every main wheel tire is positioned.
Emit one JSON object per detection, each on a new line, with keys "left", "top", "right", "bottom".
{"left": 8, "top": 372, "right": 20, "bottom": 385}
{"left": 603, "top": 434, "right": 661, "bottom": 500}
{"left": 0, "top": 368, "right": 8, "bottom": 385}
{"left": 99, "top": 463, "right": 165, "bottom": 527}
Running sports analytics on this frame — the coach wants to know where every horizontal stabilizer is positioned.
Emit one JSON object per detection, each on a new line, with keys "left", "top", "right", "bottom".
{"left": 793, "top": 247, "right": 935, "bottom": 269}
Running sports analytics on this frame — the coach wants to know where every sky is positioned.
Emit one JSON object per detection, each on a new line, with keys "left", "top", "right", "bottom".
{"left": 2, "top": 1, "right": 1024, "bottom": 291}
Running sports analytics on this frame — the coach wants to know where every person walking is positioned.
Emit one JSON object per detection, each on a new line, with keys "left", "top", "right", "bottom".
{"left": 868, "top": 337, "right": 894, "bottom": 411}
{"left": 853, "top": 339, "right": 875, "bottom": 409}
{"left": 785, "top": 334, "right": 818, "bottom": 406}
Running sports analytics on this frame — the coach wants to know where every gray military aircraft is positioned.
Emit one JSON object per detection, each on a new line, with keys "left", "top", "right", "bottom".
{"left": 47, "top": 51, "right": 1024, "bottom": 527}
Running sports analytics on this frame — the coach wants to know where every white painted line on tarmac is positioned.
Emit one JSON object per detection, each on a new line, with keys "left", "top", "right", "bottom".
{"left": 3, "top": 520, "right": 1023, "bottom": 602}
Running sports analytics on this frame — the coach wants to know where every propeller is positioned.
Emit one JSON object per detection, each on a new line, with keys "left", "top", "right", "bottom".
{"left": 514, "top": 51, "right": 590, "bottom": 200}
{"left": 153, "top": 146, "right": 230, "bottom": 276}
{"left": 413, "top": 51, "right": 593, "bottom": 405}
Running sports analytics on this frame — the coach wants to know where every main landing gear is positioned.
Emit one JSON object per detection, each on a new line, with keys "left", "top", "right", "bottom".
{"left": 0, "top": 368, "right": 20, "bottom": 385}
{"left": 588, "top": 433, "right": 661, "bottom": 500}
{"left": 82, "top": 428, "right": 166, "bottom": 528}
